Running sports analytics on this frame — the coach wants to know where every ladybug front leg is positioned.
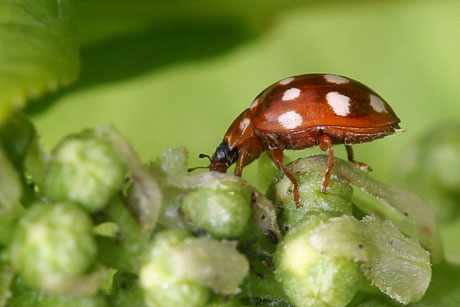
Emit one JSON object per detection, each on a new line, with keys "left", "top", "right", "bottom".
{"left": 234, "top": 150, "right": 246, "bottom": 176}
{"left": 234, "top": 138, "right": 264, "bottom": 176}
{"left": 319, "top": 134, "right": 334, "bottom": 193}
{"left": 268, "top": 149, "right": 301, "bottom": 208}
{"left": 345, "top": 145, "right": 372, "bottom": 171}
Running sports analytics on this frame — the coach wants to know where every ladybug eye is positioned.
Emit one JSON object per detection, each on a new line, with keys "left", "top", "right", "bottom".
{"left": 215, "top": 143, "right": 228, "bottom": 162}
{"left": 214, "top": 142, "right": 239, "bottom": 165}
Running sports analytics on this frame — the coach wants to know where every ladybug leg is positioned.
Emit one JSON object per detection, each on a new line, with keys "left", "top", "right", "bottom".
{"left": 234, "top": 151, "right": 245, "bottom": 176}
{"left": 268, "top": 149, "right": 301, "bottom": 208}
{"left": 319, "top": 134, "right": 334, "bottom": 194}
{"left": 234, "top": 139, "right": 263, "bottom": 176}
{"left": 345, "top": 145, "right": 372, "bottom": 171}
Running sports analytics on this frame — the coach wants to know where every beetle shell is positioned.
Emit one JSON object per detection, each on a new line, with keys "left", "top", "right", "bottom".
{"left": 225, "top": 74, "right": 400, "bottom": 151}
{"left": 205, "top": 73, "right": 402, "bottom": 207}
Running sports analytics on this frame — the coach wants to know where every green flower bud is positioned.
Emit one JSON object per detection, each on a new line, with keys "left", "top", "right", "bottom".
{"left": 9, "top": 202, "right": 97, "bottom": 292}
{"left": 7, "top": 276, "right": 107, "bottom": 307}
{"left": 163, "top": 171, "right": 281, "bottom": 240}
{"left": 44, "top": 131, "right": 125, "bottom": 212}
{"left": 141, "top": 229, "right": 249, "bottom": 306}
{"left": 181, "top": 181, "right": 251, "bottom": 238}
{"left": 275, "top": 214, "right": 362, "bottom": 307}
{"left": 146, "top": 147, "right": 188, "bottom": 177}
{"left": 269, "top": 170, "right": 353, "bottom": 229}
{"left": 140, "top": 229, "right": 210, "bottom": 307}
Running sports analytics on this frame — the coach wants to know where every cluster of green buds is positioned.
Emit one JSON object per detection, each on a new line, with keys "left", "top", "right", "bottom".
{"left": 0, "top": 111, "right": 453, "bottom": 306}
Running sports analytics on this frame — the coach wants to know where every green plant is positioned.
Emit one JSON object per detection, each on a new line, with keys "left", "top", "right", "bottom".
{"left": 2, "top": 1, "right": 460, "bottom": 306}
{"left": 0, "top": 112, "right": 456, "bottom": 305}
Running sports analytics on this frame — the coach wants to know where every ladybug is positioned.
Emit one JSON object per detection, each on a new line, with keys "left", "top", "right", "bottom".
{"left": 198, "top": 74, "right": 401, "bottom": 207}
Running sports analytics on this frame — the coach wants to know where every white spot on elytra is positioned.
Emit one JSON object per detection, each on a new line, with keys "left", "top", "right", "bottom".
{"left": 239, "top": 117, "right": 250, "bottom": 131}
{"left": 326, "top": 91, "right": 351, "bottom": 116}
{"left": 324, "top": 74, "right": 349, "bottom": 84}
{"left": 369, "top": 94, "right": 387, "bottom": 113}
{"left": 282, "top": 88, "right": 301, "bottom": 101}
{"left": 250, "top": 98, "right": 259, "bottom": 110}
{"left": 279, "top": 77, "right": 295, "bottom": 85}
{"left": 278, "top": 111, "right": 303, "bottom": 129}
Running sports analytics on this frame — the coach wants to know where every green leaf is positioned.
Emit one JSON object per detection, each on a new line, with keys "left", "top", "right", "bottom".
{"left": 411, "top": 262, "right": 460, "bottom": 306}
{"left": 0, "top": 0, "right": 79, "bottom": 124}
{"left": 170, "top": 237, "right": 249, "bottom": 295}
{"left": 74, "top": 0, "right": 301, "bottom": 46}
{"left": 309, "top": 215, "right": 431, "bottom": 305}
{"left": 0, "top": 112, "right": 36, "bottom": 170}
{"left": 0, "top": 202, "right": 26, "bottom": 245}
{"left": 0, "top": 145, "right": 22, "bottom": 209}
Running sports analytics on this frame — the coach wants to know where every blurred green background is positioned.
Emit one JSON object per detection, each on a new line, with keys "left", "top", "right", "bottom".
{"left": 21, "top": 1, "right": 460, "bottom": 260}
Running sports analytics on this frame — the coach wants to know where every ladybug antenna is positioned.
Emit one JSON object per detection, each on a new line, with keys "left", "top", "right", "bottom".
{"left": 187, "top": 165, "right": 209, "bottom": 172}
{"left": 187, "top": 153, "right": 212, "bottom": 173}
{"left": 199, "top": 153, "right": 212, "bottom": 161}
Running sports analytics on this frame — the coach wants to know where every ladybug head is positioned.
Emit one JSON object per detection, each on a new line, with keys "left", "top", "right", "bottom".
{"left": 209, "top": 141, "right": 239, "bottom": 173}
{"left": 187, "top": 142, "right": 239, "bottom": 174}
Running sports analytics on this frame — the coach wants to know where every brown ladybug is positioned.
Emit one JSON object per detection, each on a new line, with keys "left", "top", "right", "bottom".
{"left": 199, "top": 74, "right": 401, "bottom": 207}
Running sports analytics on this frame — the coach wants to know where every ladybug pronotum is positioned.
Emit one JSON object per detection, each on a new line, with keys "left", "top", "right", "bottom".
{"left": 203, "top": 74, "right": 401, "bottom": 207}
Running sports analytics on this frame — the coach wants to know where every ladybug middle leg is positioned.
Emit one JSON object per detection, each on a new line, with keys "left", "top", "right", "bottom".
{"left": 268, "top": 149, "right": 302, "bottom": 208}
{"left": 319, "top": 134, "right": 334, "bottom": 194}
{"left": 345, "top": 145, "right": 372, "bottom": 171}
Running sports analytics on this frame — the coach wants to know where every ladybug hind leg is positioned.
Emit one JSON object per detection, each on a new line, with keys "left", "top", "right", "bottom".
{"left": 268, "top": 149, "right": 302, "bottom": 208}
{"left": 345, "top": 145, "right": 372, "bottom": 172}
